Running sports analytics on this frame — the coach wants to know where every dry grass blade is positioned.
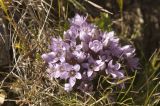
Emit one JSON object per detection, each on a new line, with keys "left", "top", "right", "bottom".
{"left": 84, "top": 0, "right": 113, "bottom": 14}
{"left": 37, "top": 0, "right": 53, "bottom": 41}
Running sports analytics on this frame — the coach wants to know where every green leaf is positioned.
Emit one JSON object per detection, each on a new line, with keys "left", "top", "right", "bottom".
{"left": 117, "top": 0, "right": 123, "bottom": 15}
{"left": 0, "top": 0, "right": 8, "bottom": 14}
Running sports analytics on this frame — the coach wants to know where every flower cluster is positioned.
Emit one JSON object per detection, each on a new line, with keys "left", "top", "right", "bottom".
{"left": 42, "top": 14, "right": 139, "bottom": 92}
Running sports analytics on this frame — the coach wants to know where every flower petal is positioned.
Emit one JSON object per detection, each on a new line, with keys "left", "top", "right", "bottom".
{"left": 87, "top": 70, "right": 93, "bottom": 77}
{"left": 108, "top": 60, "right": 114, "bottom": 68}
{"left": 73, "top": 64, "right": 80, "bottom": 72}
{"left": 69, "top": 77, "right": 76, "bottom": 87}
{"left": 116, "top": 71, "right": 124, "bottom": 78}
{"left": 100, "top": 62, "right": 106, "bottom": 70}
{"left": 53, "top": 71, "right": 60, "bottom": 78}
{"left": 107, "top": 31, "right": 114, "bottom": 37}
{"left": 111, "top": 73, "right": 117, "bottom": 78}
{"left": 79, "top": 31, "right": 90, "bottom": 42}
{"left": 64, "top": 83, "right": 72, "bottom": 92}
{"left": 75, "top": 72, "right": 82, "bottom": 79}
{"left": 60, "top": 72, "right": 69, "bottom": 79}
{"left": 89, "top": 40, "right": 103, "bottom": 53}
{"left": 41, "top": 52, "right": 56, "bottom": 62}
{"left": 115, "top": 63, "right": 121, "bottom": 70}
{"left": 96, "top": 60, "right": 102, "bottom": 64}
{"left": 93, "top": 66, "right": 100, "bottom": 71}
{"left": 60, "top": 56, "right": 65, "bottom": 62}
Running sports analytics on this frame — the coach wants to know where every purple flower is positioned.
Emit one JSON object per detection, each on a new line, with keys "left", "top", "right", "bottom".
{"left": 78, "top": 24, "right": 95, "bottom": 42}
{"left": 110, "top": 46, "right": 123, "bottom": 57}
{"left": 41, "top": 52, "right": 65, "bottom": 63}
{"left": 96, "top": 59, "right": 106, "bottom": 71}
{"left": 43, "top": 37, "right": 72, "bottom": 63}
{"left": 64, "top": 26, "right": 79, "bottom": 41}
{"left": 50, "top": 38, "right": 70, "bottom": 52}
{"left": 102, "top": 31, "right": 119, "bottom": 48}
{"left": 121, "top": 45, "right": 135, "bottom": 57}
{"left": 106, "top": 60, "right": 124, "bottom": 78}
{"left": 82, "top": 57, "right": 105, "bottom": 77}
{"left": 120, "top": 45, "right": 139, "bottom": 69}
{"left": 71, "top": 44, "right": 87, "bottom": 62}
{"left": 70, "top": 14, "right": 87, "bottom": 26}
{"left": 89, "top": 40, "right": 103, "bottom": 53}
{"left": 51, "top": 63, "right": 72, "bottom": 79}
{"left": 41, "top": 52, "right": 57, "bottom": 62}
{"left": 42, "top": 14, "right": 139, "bottom": 92}
{"left": 79, "top": 30, "right": 90, "bottom": 42}
{"left": 64, "top": 30, "right": 75, "bottom": 41}
{"left": 99, "top": 50, "right": 112, "bottom": 62}
{"left": 73, "top": 50, "right": 86, "bottom": 62}
{"left": 68, "top": 64, "right": 82, "bottom": 87}
{"left": 89, "top": 28, "right": 102, "bottom": 40}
